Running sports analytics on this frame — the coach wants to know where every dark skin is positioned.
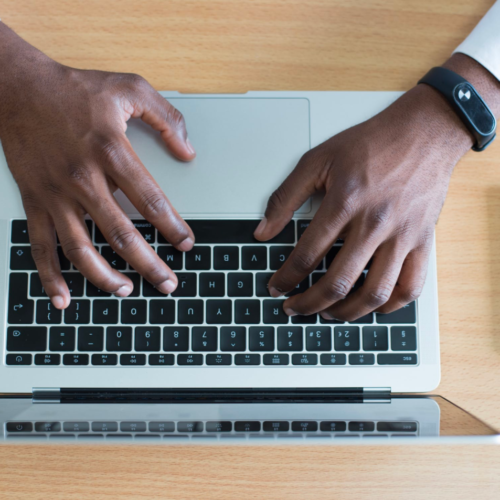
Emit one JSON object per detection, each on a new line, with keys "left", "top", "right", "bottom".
{"left": 1, "top": 21, "right": 499, "bottom": 319}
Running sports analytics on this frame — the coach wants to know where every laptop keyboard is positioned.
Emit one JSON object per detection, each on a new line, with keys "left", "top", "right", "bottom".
{"left": 6, "top": 219, "right": 418, "bottom": 367}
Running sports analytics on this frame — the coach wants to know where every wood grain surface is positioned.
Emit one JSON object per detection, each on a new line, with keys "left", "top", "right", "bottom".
{"left": 1, "top": 1, "right": 500, "bottom": 498}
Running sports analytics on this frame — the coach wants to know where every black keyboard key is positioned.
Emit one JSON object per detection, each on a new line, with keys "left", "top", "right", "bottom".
{"left": 376, "top": 301, "right": 416, "bottom": 324}
{"left": 30, "top": 273, "right": 47, "bottom": 297}
{"left": 36, "top": 300, "right": 62, "bottom": 324}
{"left": 121, "top": 299, "right": 147, "bottom": 324}
{"left": 349, "top": 421, "right": 375, "bottom": 432}
{"left": 149, "top": 300, "right": 175, "bottom": 324}
{"left": 35, "top": 354, "right": 61, "bottom": 365}
{"left": 120, "top": 354, "right": 146, "bottom": 366}
{"left": 234, "top": 300, "right": 261, "bottom": 324}
{"left": 348, "top": 313, "right": 373, "bottom": 324}
{"left": 10, "top": 246, "right": 36, "bottom": 270}
{"left": 242, "top": 246, "right": 267, "bottom": 270}
{"left": 106, "top": 327, "right": 133, "bottom": 351}
{"left": 263, "top": 421, "right": 289, "bottom": 432}
{"left": 391, "top": 326, "right": 417, "bottom": 351}
{"left": 163, "top": 327, "right": 189, "bottom": 351}
{"left": 49, "top": 326, "right": 76, "bottom": 351}
{"left": 235, "top": 354, "right": 260, "bottom": 365}
{"left": 142, "top": 279, "right": 165, "bottom": 297}
{"left": 63, "top": 422, "right": 90, "bottom": 432}
{"left": 263, "top": 299, "right": 288, "bottom": 324}
{"left": 86, "top": 281, "right": 111, "bottom": 297}
{"left": 101, "top": 246, "right": 126, "bottom": 270}
{"left": 171, "top": 273, "right": 197, "bottom": 297}
{"left": 206, "top": 299, "right": 232, "bottom": 324}
{"left": 320, "top": 421, "right": 346, "bottom": 432}
{"left": 256, "top": 272, "right": 273, "bottom": 297}
{"left": 92, "top": 354, "right": 118, "bottom": 366}
{"left": 286, "top": 278, "right": 310, "bottom": 297}
{"left": 149, "top": 354, "right": 175, "bottom": 366}
{"left": 157, "top": 246, "right": 182, "bottom": 270}
{"left": 349, "top": 353, "right": 375, "bottom": 365}
{"left": 63, "top": 354, "right": 89, "bottom": 365}
{"left": 292, "top": 421, "right": 318, "bottom": 432}
{"left": 92, "top": 421, "right": 118, "bottom": 432}
{"left": 220, "top": 327, "right": 246, "bottom": 351}
{"left": 78, "top": 327, "right": 104, "bottom": 351}
{"left": 249, "top": 327, "right": 275, "bottom": 351}
{"left": 270, "top": 246, "right": 294, "bottom": 270}
{"left": 292, "top": 314, "right": 317, "bottom": 324}
{"left": 306, "top": 327, "right": 332, "bottom": 351}
{"left": 8, "top": 273, "right": 34, "bottom": 324}
{"left": 199, "top": 273, "right": 225, "bottom": 297}
{"left": 263, "top": 353, "right": 289, "bottom": 365}
{"left": 177, "top": 354, "right": 203, "bottom": 365}
{"left": 363, "top": 326, "right": 388, "bottom": 351}
{"left": 334, "top": 326, "right": 360, "bottom": 351}
{"left": 320, "top": 353, "right": 347, "bottom": 365}
{"left": 132, "top": 220, "right": 155, "bottom": 244}
{"left": 206, "top": 421, "right": 232, "bottom": 432}
{"left": 325, "top": 246, "right": 341, "bottom": 268}
{"left": 11, "top": 220, "right": 30, "bottom": 243}
{"left": 92, "top": 300, "right": 119, "bottom": 324}
{"left": 214, "top": 246, "right": 239, "bottom": 270}
{"left": 192, "top": 327, "right": 218, "bottom": 351}
{"left": 94, "top": 226, "right": 106, "bottom": 243}
{"left": 64, "top": 300, "right": 90, "bottom": 324}
{"left": 228, "top": 273, "right": 253, "bottom": 297}
{"left": 6, "top": 353, "right": 32, "bottom": 365}
{"left": 35, "top": 422, "right": 61, "bottom": 432}
{"left": 62, "top": 273, "right": 84, "bottom": 296}
{"left": 178, "top": 299, "right": 204, "bottom": 324}
{"left": 297, "top": 220, "right": 311, "bottom": 239}
{"left": 185, "top": 220, "right": 294, "bottom": 244}
{"left": 185, "top": 246, "right": 211, "bottom": 270}
{"left": 177, "top": 421, "right": 203, "bottom": 432}
{"left": 292, "top": 353, "right": 317, "bottom": 365}
{"left": 120, "top": 421, "right": 147, "bottom": 432}
{"left": 7, "top": 327, "right": 46, "bottom": 351}
{"left": 278, "top": 326, "right": 303, "bottom": 351}
{"left": 135, "top": 327, "right": 161, "bottom": 351}
{"left": 377, "top": 422, "right": 417, "bottom": 432}
{"left": 377, "top": 353, "right": 418, "bottom": 365}
{"left": 123, "top": 273, "right": 141, "bottom": 297}
{"left": 206, "top": 354, "right": 232, "bottom": 365}
{"left": 234, "top": 421, "right": 261, "bottom": 432}
{"left": 6, "top": 422, "right": 33, "bottom": 432}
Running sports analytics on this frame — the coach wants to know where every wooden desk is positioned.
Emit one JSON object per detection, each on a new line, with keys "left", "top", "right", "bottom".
{"left": 1, "top": 1, "right": 499, "bottom": 498}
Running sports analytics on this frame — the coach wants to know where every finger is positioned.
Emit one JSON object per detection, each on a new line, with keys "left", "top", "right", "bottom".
{"left": 104, "top": 137, "right": 195, "bottom": 251}
{"left": 84, "top": 192, "right": 178, "bottom": 294}
{"left": 282, "top": 230, "right": 378, "bottom": 317}
{"left": 376, "top": 243, "right": 431, "bottom": 314}
{"left": 322, "top": 241, "right": 407, "bottom": 322}
{"left": 26, "top": 210, "right": 70, "bottom": 309}
{"left": 267, "top": 196, "right": 348, "bottom": 297}
{"left": 254, "top": 150, "right": 318, "bottom": 241}
{"left": 54, "top": 207, "right": 134, "bottom": 296}
{"left": 125, "top": 75, "right": 195, "bottom": 161}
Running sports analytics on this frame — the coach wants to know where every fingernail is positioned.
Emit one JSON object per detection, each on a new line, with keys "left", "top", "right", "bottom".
{"left": 157, "top": 278, "right": 177, "bottom": 295}
{"left": 254, "top": 217, "right": 267, "bottom": 238}
{"left": 115, "top": 283, "right": 133, "bottom": 297}
{"left": 52, "top": 295, "right": 66, "bottom": 310}
{"left": 269, "top": 286, "right": 283, "bottom": 298}
{"left": 284, "top": 306, "right": 297, "bottom": 317}
{"left": 186, "top": 138, "right": 196, "bottom": 156}
{"left": 177, "top": 237, "right": 194, "bottom": 252}
{"left": 320, "top": 311, "right": 334, "bottom": 320}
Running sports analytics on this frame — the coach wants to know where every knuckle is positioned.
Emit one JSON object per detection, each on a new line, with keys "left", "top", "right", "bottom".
{"left": 267, "top": 185, "right": 289, "bottom": 212}
{"left": 98, "top": 141, "right": 124, "bottom": 169}
{"left": 368, "top": 204, "right": 392, "bottom": 231}
{"left": 92, "top": 276, "right": 120, "bottom": 293}
{"left": 127, "top": 73, "right": 149, "bottom": 91}
{"left": 364, "top": 284, "right": 393, "bottom": 308}
{"left": 323, "top": 276, "right": 352, "bottom": 302}
{"left": 107, "top": 226, "right": 140, "bottom": 253}
{"left": 139, "top": 190, "right": 170, "bottom": 221}
{"left": 63, "top": 240, "right": 93, "bottom": 266}
{"left": 398, "top": 283, "right": 423, "bottom": 304}
{"left": 31, "top": 243, "right": 53, "bottom": 265}
{"left": 289, "top": 250, "right": 317, "bottom": 275}
{"left": 166, "top": 106, "right": 186, "bottom": 129}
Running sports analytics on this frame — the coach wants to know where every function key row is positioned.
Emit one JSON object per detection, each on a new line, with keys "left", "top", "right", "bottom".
{"left": 6, "top": 352, "right": 418, "bottom": 366}
{"left": 6, "top": 326, "right": 418, "bottom": 353}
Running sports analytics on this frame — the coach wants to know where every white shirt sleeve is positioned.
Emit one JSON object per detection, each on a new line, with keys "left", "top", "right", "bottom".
{"left": 454, "top": 1, "right": 500, "bottom": 81}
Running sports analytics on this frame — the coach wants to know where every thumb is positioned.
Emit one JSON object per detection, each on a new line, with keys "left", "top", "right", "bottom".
{"left": 254, "top": 152, "right": 318, "bottom": 241}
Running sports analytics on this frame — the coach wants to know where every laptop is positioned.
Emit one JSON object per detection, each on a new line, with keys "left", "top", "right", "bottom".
{"left": 0, "top": 91, "right": 441, "bottom": 399}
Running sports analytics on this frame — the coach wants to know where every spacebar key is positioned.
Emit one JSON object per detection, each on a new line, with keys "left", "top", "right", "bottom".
{"left": 187, "top": 220, "right": 295, "bottom": 244}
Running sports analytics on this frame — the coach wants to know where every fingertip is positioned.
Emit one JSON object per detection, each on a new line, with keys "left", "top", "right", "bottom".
{"left": 114, "top": 283, "right": 134, "bottom": 297}
{"left": 177, "top": 237, "right": 194, "bottom": 252}
{"left": 269, "top": 286, "right": 283, "bottom": 298}
{"left": 156, "top": 278, "right": 177, "bottom": 295}
{"left": 51, "top": 294, "right": 69, "bottom": 310}
{"left": 253, "top": 217, "right": 268, "bottom": 240}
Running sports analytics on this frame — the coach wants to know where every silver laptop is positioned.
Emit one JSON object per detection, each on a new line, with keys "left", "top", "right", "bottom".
{"left": 0, "top": 91, "right": 440, "bottom": 399}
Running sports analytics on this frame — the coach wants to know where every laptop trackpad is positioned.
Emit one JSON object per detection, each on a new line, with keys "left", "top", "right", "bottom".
{"left": 123, "top": 97, "right": 311, "bottom": 216}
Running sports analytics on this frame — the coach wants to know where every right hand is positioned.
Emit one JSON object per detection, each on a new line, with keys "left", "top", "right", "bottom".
{"left": 0, "top": 24, "right": 196, "bottom": 309}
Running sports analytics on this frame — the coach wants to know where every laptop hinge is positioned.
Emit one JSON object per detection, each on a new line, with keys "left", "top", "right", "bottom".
{"left": 32, "top": 388, "right": 61, "bottom": 404}
{"left": 362, "top": 387, "right": 391, "bottom": 403}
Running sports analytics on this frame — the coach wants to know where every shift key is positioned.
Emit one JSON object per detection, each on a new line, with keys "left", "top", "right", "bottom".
{"left": 7, "top": 327, "right": 47, "bottom": 351}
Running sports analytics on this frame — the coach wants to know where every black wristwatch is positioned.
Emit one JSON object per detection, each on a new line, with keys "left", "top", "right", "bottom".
{"left": 418, "top": 67, "right": 497, "bottom": 152}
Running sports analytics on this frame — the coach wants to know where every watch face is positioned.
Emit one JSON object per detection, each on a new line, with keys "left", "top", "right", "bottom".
{"left": 454, "top": 83, "right": 496, "bottom": 135}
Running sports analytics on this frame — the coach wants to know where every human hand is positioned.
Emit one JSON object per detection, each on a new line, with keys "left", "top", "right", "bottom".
{"left": 0, "top": 23, "right": 196, "bottom": 309}
{"left": 254, "top": 75, "right": 478, "bottom": 321}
